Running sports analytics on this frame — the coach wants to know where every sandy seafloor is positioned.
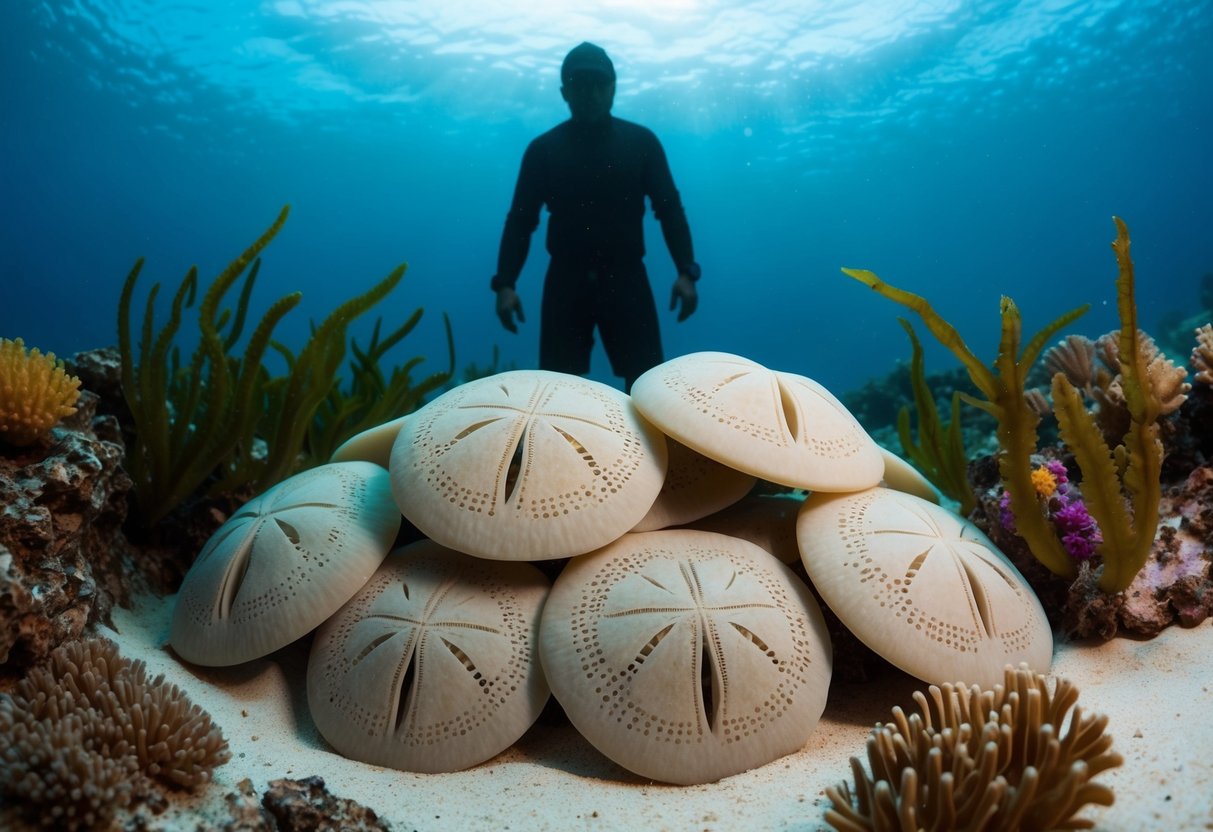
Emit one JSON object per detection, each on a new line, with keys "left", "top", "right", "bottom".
{"left": 100, "top": 594, "right": 1213, "bottom": 832}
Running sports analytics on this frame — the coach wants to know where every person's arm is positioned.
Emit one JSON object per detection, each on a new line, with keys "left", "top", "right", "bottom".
{"left": 645, "top": 135, "right": 699, "bottom": 322}
{"left": 492, "top": 143, "right": 544, "bottom": 332}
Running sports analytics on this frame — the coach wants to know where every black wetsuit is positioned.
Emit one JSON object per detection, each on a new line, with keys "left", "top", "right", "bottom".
{"left": 494, "top": 116, "right": 695, "bottom": 382}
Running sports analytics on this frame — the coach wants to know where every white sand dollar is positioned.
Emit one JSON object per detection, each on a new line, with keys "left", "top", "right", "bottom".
{"left": 307, "top": 540, "right": 550, "bottom": 773}
{"left": 171, "top": 461, "right": 401, "bottom": 667}
{"left": 632, "top": 438, "right": 756, "bottom": 532}
{"left": 330, "top": 414, "right": 408, "bottom": 468}
{"left": 390, "top": 370, "right": 667, "bottom": 560}
{"left": 878, "top": 446, "right": 941, "bottom": 504}
{"left": 540, "top": 529, "right": 832, "bottom": 785}
{"left": 630, "top": 352, "right": 883, "bottom": 492}
{"left": 796, "top": 486, "right": 1053, "bottom": 687}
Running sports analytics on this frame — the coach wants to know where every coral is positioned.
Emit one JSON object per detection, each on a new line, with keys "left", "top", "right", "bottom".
{"left": 0, "top": 337, "right": 82, "bottom": 447}
{"left": 1094, "top": 330, "right": 1189, "bottom": 418}
{"left": 0, "top": 637, "right": 229, "bottom": 829}
{"left": 118, "top": 205, "right": 445, "bottom": 525}
{"left": 824, "top": 665, "right": 1122, "bottom": 832}
{"left": 998, "top": 459, "right": 1103, "bottom": 564}
{"left": 894, "top": 319, "right": 977, "bottom": 514}
{"left": 1044, "top": 334, "right": 1102, "bottom": 397}
{"left": 1191, "top": 324, "right": 1213, "bottom": 386}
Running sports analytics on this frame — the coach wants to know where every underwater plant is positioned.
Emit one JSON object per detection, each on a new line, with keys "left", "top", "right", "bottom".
{"left": 894, "top": 318, "right": 977, "bottom": 515}
{"left": 844, "top": 217, "right": 1168, "bottom": 593}
{"left": 305, "top": 313, "right": 454, "bottom": 465}
{"left": 119, "top": 205, "right": 446, "bottom": 524}
{"left": 824, "top": 664, "right": 1122, "bottom": 831}
{"left": 0, "top": 637, "right": 230, "bottom": 830}
{"left": 0, "top": 336, "right": 82, "bottom": 447}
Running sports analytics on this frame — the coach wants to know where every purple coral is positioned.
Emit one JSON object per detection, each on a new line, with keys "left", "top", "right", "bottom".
{"left": 1055, "top": 499, "right": 1102, "bottom": 561}
{"left": 997, "top": 460, "right": 1102, "bottom": 563}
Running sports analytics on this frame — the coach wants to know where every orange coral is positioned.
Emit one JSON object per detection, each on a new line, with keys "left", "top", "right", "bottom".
{"left": 0, "top": 337, "right": 81, "bottom": 446}
{"left": 1030, "top": 464, "right": 1058, "bottom": 498}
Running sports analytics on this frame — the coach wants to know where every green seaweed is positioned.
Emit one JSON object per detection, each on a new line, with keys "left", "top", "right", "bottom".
{"left": 894, "top": 317, "right": 977, "bottom": 515}
{"left": 843, "top": 217, "right": 1166, "bottom": 593}
{"left": 119, "top": 206, "right": 298, "bottom": 525}
{"left": 304, "top": 312, "right": 455, "bottom": 465}
{"left": 840, "top": 273, "right": 1088, "bottom": 581}
{"left": 118, "top": 206, "right": 442, "bottom": 525}
{"left": 1050, "top": 218, "right": 1162, "bottom": 592}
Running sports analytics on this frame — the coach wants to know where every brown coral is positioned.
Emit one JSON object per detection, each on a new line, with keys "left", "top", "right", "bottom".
{"left": 1094, "top": 329, "right": 1189, "bottom": 416}
{"left": 1044, "top": 333, "right": 1102, "bottom": 395}
{"left": 0, "top": 637, "right": 230, "bottom": 830}
{"left": 0, "top": 337, "right": 82, "bottom": 447}
{"left": 1191, "top": 324, "right": 1213, "bottom": 386}
{"left": 824, "top": 665, "right": 1123, "bottom": 832}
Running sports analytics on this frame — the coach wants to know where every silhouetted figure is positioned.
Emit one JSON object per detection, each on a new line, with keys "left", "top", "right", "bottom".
{"left": 491, "top": 42, "right": 700, "bottom": 392}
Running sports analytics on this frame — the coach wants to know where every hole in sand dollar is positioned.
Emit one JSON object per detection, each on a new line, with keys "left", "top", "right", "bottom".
{"left": 776, "top": 378, "right": 801, "bottom": 441}
{"left": 274, "top": 517, "right": 301, "bottom": 545}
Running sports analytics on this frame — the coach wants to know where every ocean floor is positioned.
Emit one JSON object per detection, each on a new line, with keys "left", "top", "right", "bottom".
{"left": 104, "top": 593, "right": 1213, "bottom": 831}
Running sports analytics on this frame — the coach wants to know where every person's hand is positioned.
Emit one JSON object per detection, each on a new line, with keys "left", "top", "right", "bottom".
{"left": 669, "top": 273, "right": 698, "bottom": 322}
{"left": 495, "top": 287, "right": 526, "bottom": 333}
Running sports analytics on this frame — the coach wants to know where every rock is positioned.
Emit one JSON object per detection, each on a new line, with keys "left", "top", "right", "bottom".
{"left": 970, "top": 452, "right": 1213, "bottom": 640}
{"left": 0, "top": 388, "right": 134, "bottom": 672}
{"left": 261, "top": 776, "right": 392, "bottom": 832}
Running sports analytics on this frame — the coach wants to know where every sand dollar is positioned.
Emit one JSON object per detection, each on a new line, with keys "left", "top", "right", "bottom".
{"left": 390, "top": 370, "right": 667, "bottom": 560}
{"left": 307, "top": 539, "right": 550, "bottom": 773}
{"left": 539, "top": 529, "right": 832, "bottom": 785}
{"left": 797, "top": 486, "right": 1053, "bottom": 687}
{"left": 630, "top": 352, "right": 883, "bottom": 492}
{"left": 171, "top": 461, "right": 401, "bottom": 667}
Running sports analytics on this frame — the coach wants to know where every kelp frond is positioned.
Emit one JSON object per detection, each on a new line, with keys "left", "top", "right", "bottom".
{"left": 843, "top": 266, "right": 1086, "bottom": 579}
{"left": 1052, "top": 218, "right": 1163, "bottom": 592}
{"left": 894, "top": 318, "right": 976, "bottom": 515}
{"left": 843, "top": 217, "right": 1168, "bottom": 593}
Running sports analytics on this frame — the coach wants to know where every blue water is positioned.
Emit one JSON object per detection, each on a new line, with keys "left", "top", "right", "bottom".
{"left": 3, "top": 0, "right": 1210, "bottom": 396}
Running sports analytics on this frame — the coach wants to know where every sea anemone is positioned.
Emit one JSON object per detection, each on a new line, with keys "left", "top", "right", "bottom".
{"left": 824, "top": 664, "right": 1123, "bottom": 831}
{"left": 0, "top": 336, "right": 81, "bottom": 447}
{"left": 0, "top": 637, "right": 231, "bottom": 830}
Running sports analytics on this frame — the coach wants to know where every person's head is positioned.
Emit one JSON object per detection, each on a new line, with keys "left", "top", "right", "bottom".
{"left": 560, "top": 42, "right": 616, "bottom": 124}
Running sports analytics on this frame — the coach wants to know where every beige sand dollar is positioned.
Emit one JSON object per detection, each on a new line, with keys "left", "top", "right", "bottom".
{"left": 307, "top": 540, "right": 550, "bottom": 773}
{"left": 390, "top": 370, "right": 667, "bottom": 560}
{"left": 540, "top": 529, "right": 832, "bottom": 785}
{"left": 632, "top": 438, "right": 756, "bottom": 532}
{"left": 171, "top": 461, "right": 401, "bottom": 667}
{"left": 630, "top": 352, "right": 883, "bottom": 492}
{"left": 796, "top": 486, "right": 1053, "bottom": 687}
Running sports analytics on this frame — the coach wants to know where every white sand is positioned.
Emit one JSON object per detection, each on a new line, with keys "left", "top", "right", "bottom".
{"left": 104, "top": 594, "right": 1213, "bottom": 831}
